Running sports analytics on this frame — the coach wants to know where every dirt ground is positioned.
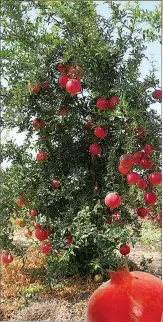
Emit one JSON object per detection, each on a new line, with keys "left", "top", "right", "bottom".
{"left": 1, "top": 241, "right": 161, "bottom": 322}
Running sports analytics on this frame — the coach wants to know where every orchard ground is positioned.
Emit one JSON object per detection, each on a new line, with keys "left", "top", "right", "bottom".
{"left": 1, "top": 220, "right": 161, "bottom": 321}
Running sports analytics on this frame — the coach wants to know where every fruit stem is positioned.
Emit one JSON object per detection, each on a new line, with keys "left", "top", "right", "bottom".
{"left": 124, "top": 256, "right": 129, "bottom": 270}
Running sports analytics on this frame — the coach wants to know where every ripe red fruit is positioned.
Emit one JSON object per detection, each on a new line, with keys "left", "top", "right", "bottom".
{"left": 60, "top": 108, "right": 69, "bottom": 115}
{"left": 15, "top": 218, "right": 26, "bottom": 227}
{"left": 51, "top": 179, "right": 60, "bottom": 188}
{"left": 120, "top": 244, "right": 130, "bottom": 255}
{"left": 96, "top": 98, "right": 109, "bottom": 111}
{"left": 87, "top": 265, "right": 163, "bottom": 322}
{"left": 89, "top": 144, "right": 101, "bottom": 156}
{"left": 65, "top": 236, "right": 74, "bottom": 245}
{"left": 144, "top": 191, "right": 157, "bottom": 204}
{"left": 144, "top": 144, "right": 152, "bottom": 155}
{"left": 133, "top": 151, "right": 143, "bottom": 164}
{"left": 35, "top": 223, "right": 41, "bottom": 229}
{"left": 137, "top": 179, "right": 148, "bottom": 190}
{"left": 32, "top": 118, "right": 45, "bottom": 130}
{"left": 36, "top": 152, "right": 48, "bottom": 162}
{"left": 137, "top": 208, "right": 148, "bottom": 218}
{"left": 118, "top": 165, "right": 131, "bottom": 175}
{"left": 127, "top": 172, "right": 140, "bottom": 184}
{"left": 59, "top": 74, "right": 69, "bottom": 88}
{"left": 24, "top": 229, "right": 32, "bottom": 238}
{"left": 148, "top": 172, "right": 162, "bottom": 185}
{"left": 140, "top": 157, "right": 154, "bottom": 169}
{"left": 35, "top": 228, "right": 48, "bottom": 241}
{"left": 86, "top": 121, "right": 94, "bottom": 130}
{"left": 94, "top": 126, "right": 108, "bottom": 139}
{"left": 16, "top": 197, "right": 26, "bottom": 207}
{"left": 68, "top": 65, "right": 84, "bottom": 80}
{"left": 33, "top": 83, "right": 41, "bottom": 93}
{"left": 108, "top": 96, "right": 120, "bottom": 110}
{"left": 1, "top": 253, "right": 14, "bottom": 264}
{"left": 29, "top": 209, "right": 37, "bottom": 217}
{"left": 134, "top": 126, "right": 145, "bottom": 137}
{"left": 66, "top": 79, "right": 81, "bottom": 94}
{"left": 42, "top": 81, "right": 49, "bottom": 88}
{"left": 105, "top": 193, "right": 122, "bottom": 209}
{"left": 58, "top": 63, "right": 71, "bottom": 73}
{"left": 152, "top": 89, "right": 162, "bottom": 100}
{"left": 41, "top": 242, "right": 52, "bottom": 254}
{"left": 120, "top": 154, "right": 134, "bottom": 167}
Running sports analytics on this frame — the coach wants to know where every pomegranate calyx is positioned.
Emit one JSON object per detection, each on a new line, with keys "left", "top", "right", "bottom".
{"left": 106, "top": 265, "right": 133, "bottom": 283}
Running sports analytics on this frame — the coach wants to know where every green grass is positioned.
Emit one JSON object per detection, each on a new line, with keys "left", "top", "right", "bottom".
{"left": 140, "top": 220, "right": 161, "bottom": 249}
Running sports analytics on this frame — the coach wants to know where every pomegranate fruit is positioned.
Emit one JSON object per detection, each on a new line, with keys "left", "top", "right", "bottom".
{"left": 86, "top": 121, "right": 94, "bottom": 130}
{"left": 87, "top": 265, "right": 163, "bottom": 322}
{"left": 94, "top": 126, "right": 108, "bottom": 139}
{"left": 51, "top": 179, "right": 60, "bottom": 188}
{"left": 152, "top": 89, "right": 162, "bottom": 100}
{"left": 65, "top": 236, "right": 74, "bottom": 245}
{"left": 108, "top": 96, "right": 120, "bottom": 110}
{"left": 140, "top": 157, "right": 154, "bottom": 169}
{"left": 134, "top": 126, "right": 145, "bottom": 137}
{"left": 148, "top": 172, "right": 162, "bottom": 185}
{"left": 36, "top": 152, "right": 48, "bottom": 162}
{"left": 89, "top": 143, "right": 101, "bottom": 156}
{"left": 120, "top": 244, "right": 130, "bottom": 255}
{"left": 32, "top": 118, "right": 45, "bottom": 130}
{"left": 105, "top": 193, "right": 122, "bottom": 209}
{"left": 35, "top": 228, "right": 48, "bottom": 241}
{"left": 60, "top": 108, "right": 69, "bottom": 115}
{"left": 33, "top": 83, "right": 41, "bottom": 93}
{"left": 120, "top": 154, "right": 134, "bottom": 167}
{"left": 29, "top": 209, "right": 37, "bottom": 217}
{"left": 96, "top": 98, "right": 109, "bottom": 111}
{"left": 15, "top": 218, "right": 26, "bottom": 227}
{"left": 144, "top": 144, "right": 152, "bottom": 155}
{"left": 66, "top": 79, "right": 81, "bottom": 94}
{"left": 137, "top": 179, "right": 148, "bottom": 190}
{"left": 68, "top": 65, "right": 84, "bottom": 80}
{"left": 144, "top": 191, "right": 157, "bottom": 204}
{"left": 41, "top": 242, "right": 52, "bottom": 254}
{"left": 58, "top": 63, "right": 71, "bottom": 73}
{"left": 133, "top": 151, "right": 143, "bottom": 164}
{"left": 16, "top": 197, "right": 26, "bottom": 207}
{"left": 118, "top": 165, "right": 131, "bottom": 175}
{"left": 127, "top": 172, "right": 140, "bottom": 184}
{"left": 1, "top": 253, "right": 14, "bottom": 264}
{"left": 59, "top": 74, "right": 69, "bottom": 88}
{"left": 137, "top": 208, "right": 148, "bottom": 218}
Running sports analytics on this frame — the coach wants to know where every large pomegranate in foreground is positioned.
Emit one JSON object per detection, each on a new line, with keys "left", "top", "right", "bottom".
{"left": 87, "top": 265, "right": 163, "bottom": 322}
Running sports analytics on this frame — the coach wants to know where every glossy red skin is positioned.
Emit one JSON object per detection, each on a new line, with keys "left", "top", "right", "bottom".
{"left": 16, "top": 197, "right": 26, "bottom": 207}
{"left": 87, "top": 267, "right": 163, "bottom": 322}
{"left": 133, "top": 152, "right": 144, "bottom": 164}
{"left": 105, "top": 193, "right": 122, "bottom": 209}
{"left": 86, "top": 121, "right": 94, "bottom": 129}
{"left": 2, "top": 253, "right": 14, "bottom": 264}
{"left": 127, "top": 172, "right": 140, "bottom": 184}
{"left": 144, "top": 191, "right": 157, "bottom": 204}
{"left": 120, "top": 154, "right": 134, "bottom": 167}
{"left": 36, "top": 152, "right": 48, "bottom": 161}
{"left": 120, "top": 244, "right": 130, "bottom": 255}
{"left": 65, "top": 236, "right": 74, "bottom": 245}
{"left": 108, "top": 96, "right": 120, "bottom": 110}
{"left": 29, "top": 209, "right": 38, "bottom": 217}
{"left": 35, "top": 228, "right": 48, "bottom": 241}
{"left": 152, "top": 89, "right": 162, "bottom": 100}
{"left": 144, "top": 144, "right": 152, "bottom": 155}
{"left": 96, "top": 98, "right": 109, "bottom": 110}
{"left": 59, "top": 74, "right": 69, "bottom": 88}
{"left": 33, "top": 118, "right": 45, "bottom": 130}
{"left": 137, "top": 208, "right": 148, "bottom": 218}
{"left": 118, "top": 165, "right": 131, "bottom": 175}
{"left": 94, "top": 126, "right": 108, "bottom": 138}
{"left": 140, "top": 157, "right": 154, "bottom": 169}
{"left": 89, "top": 144, "right": 101, "bottom": 155}
{"left": 137, "top": 179, "right": 148, "bottom": 190}
{"left": 66, "top": 79, "right": 81, "bottom": 94}
{"left": 148, "top": 172, "right": 162, "bottom": 185}
{"left": 41, "top": 242, "right": 52, "bottom": 254}
{"left": 51, "top": 179, "right": 60, "bottom": 188}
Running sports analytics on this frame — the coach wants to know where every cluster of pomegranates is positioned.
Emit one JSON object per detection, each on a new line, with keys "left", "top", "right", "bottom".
{"left": 58, "top": 63, "right": 83, "bottom": 94}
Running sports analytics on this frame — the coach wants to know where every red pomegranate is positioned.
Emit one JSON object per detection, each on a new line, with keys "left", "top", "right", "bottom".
{"left": 89, "top": 144, "right": 101, "bottom": 156}
{"left": 118, "top": 165, "right": 131, "bottom": 175}
{"left": 29, "top": 209, "right": 37, "bottom": 217}
{"left": 68, "top": 65, "right": 84, "bottom": 80}
{"left": 33, "top": 83, "right": 41, "bottom": 93}
{"left": 41, "top": 242, "right": 52, "bottom": 254}
{"left": 65, "top": 236, "right": 74, "bottom": 245}
{"left": 127, "top": 172, "right": 140, "bottom": 184}
{"left": 16, "top": 197, "right": 26, "bottom": 207}
{"left": 94, "top": 126, "right": 108, "bottom": 139}
{"left": 60, "top": 108, "right": 69, "bottom": 115}
{"left": 24, "top": 229, "right": 32, "bottom": 238}
{"left": 148, "top": 172, "right": 162, "bottom": 185}
{"left": 120, "top": 154, "right": 134, "bottom": 167}
{"left": 86, "top": 121, "right": 94, "bottom": 130}
{"left": 58, "top": 63, "right": 71, "bottom": 73}
{"left": 137, "top": 179, "right": 148, "bottom": 190}
{"left": 140, "top": 157, "right": 154, "bottom": 169}
{"left": 1, "top": 253, "right": 14, "bottom": 264}
{"left": 144, "top": 144, "right": 152, "bottom": 155}
{"left": 96, "top": 98, "right": 109, "bottom": 111}
{"left": 15, "top": 217, "right": 26, "bottom": 227}
{"left": 42, "top": 81, "right": 49, "bottom": 88}
{"left": 87, "top": 265, "right": 163, "bottom": 322}
{"left": 32, "top": 118, "right": 45, "bottom": 130}
{"left": 51, "top": 179, "right": 60, "bottom": 188}
{"left": 36, "top": 152, "right": 48, "bottom": 162}
{"left": 144, "top": 191, "right": 157, "bottom": 204}
{"left": 134, "top": 126, "right": 145, "bottom": 137}
{"left": 152, "top": 89, "right": 162, "bottom": 100}
{"left": 66, "top": 79, "right": 81, "bottom": 94}
{"left": 59, "top": 74, "right": 69, "bottom": 88}
{"left": 35, "top": 228, "right": 48, "bottom": 241}
{"left": 108, "top": 96, "right": 120, "bottom": 110}
{"left": 137, "top": 208, "right": 148, "bottom": 218}
{"left": 120, "top": 244, "right": 130, "bottom": 255}
{"left": 105, "top": 193, "right": 122, "bottom": 209}
{"left": 133, "top": 151, "right": 143, "bottom": 164}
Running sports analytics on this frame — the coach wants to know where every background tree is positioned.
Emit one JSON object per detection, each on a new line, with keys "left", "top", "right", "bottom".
{"left": 1, "top": 0, "right": 161, "bottom": 275}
